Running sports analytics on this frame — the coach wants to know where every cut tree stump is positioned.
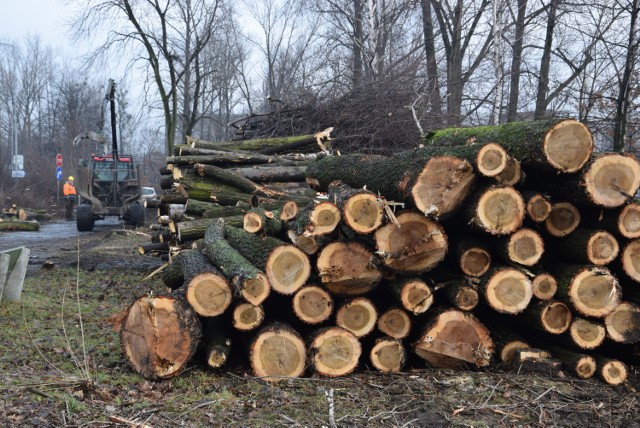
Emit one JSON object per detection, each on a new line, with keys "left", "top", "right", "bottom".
{"left": 335, "top": 297, "right": 378, "bottom": 338}
{"left": 377, "top": 308, "right": 412, "bottom": 339}
{"left": 292, "top": 285, "right": 334, "bottom": 325}
{"left": 478, "top": 267, "right": 533, "bottom": 315}
{"left": 553, "top": 264, "right": 621, "bottom": 318}
{"left": 413, "top": 309, "right": 494, "bottom": 368}
{"left": 369, "top": 337, "right": 406, "bottom": 373}
{"left": 305, "top": 153, "right": 476, "bottom": 219}
{"left": 177, "top": 249, "right": 233, "bottom": 317}
{"left": 249, "top": 323, "right": 306, "bottom": 381}
{"left": 120, "top": 295, "right": 202, "bottom": 379}
{"left": 604, "top": 302, "right": 640, "bottom": 344}
{"left": 327, "top": 180, "right": 385, "bottom": 234}
{"left": 423, "top": 119, "right": 594, "bottom": 173}
{"left": 316, "top": 241, "right": 382, "bottom": 295}
{"left": 203, "top": 219, "right": 271, "bottom": 305}
{"left": 374, "top": 210, "right": 448, "bottom": 274}
{"left": 568, "top": 317, "right": 606, "bottom": 350}
{"left": 309, "top": 327, "right": 362, "bottom": 377}
{"left": 545, "top": 202, "right": 581, "bottom": 237}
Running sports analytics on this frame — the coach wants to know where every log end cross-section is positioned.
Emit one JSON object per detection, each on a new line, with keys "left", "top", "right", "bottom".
{"left": 377, "top": 308, "right": 412, "bottom": 339}
{"left": 317, "top": 241, "right": 382, "bottom": 295}
{"left": 414, "top": 309, "right": 494, "bottom": 369}
{"left": 597, "top": 358, "right": 628, "bottom": 386}
{"left": 545, "top": 202, "right": 581, "bottom": 237}
{"left": 250, "top": 324, "right": 307, "bottom": 382}
{"left": 459, "top": 245, "right": 492, "bottom": 277}
{"left": 481, "top": 268, "right": 533, "bottom": 315}
{"left": 618, "top": 203, "right": 640, "bottom": 238}
{"left": 506, "top": 228, "right": 545, "bottom": 266}
{"left": 526, "top": 193, "right": 553, "bottom": 223}
{"left": 569, "top": 317, "right": 606, "bottom": 350}
{"left": 186, "top": 272, "right": 233, "bottom": 317}
{"left": 120, "top": 296, "right": 202, "bottom": 380}
{"left": 232, "top": 302, "right": 265, "bottom": 331}
{"left": 583, "top": 153, "right": 640, "bottom": 208}
{"left": 411, "top": 156, "right": 476, "bottom": 218}
{"left": 266, "top": 245, "right": 311, "bottom": 295}
{"left": 605, "top": 302, "right": 640, "bottom": 344}
{"left": 543, "top": 119, "right": 594, "bottom": 173}
{"left": 335, "top": 297, "right": 378, "bottom": 338}
{"left": 527, "top": 300, "right": 572, "bottom": 334}
{"left": 342, "top": 193, "right": 385, "bottom": 234}
{"left": 621, "top": 239, "right": 640, "bottom": 282}
{"left": 370, "top": 338, "right": 406, "bottom": 373}
{"left": 310, "top": 327, "right": 362, "bottom": 377}
{"left": 568, "top": 267, "right": 620, "bottom": 318}
{"left": 586, "top": 230, "right": 619, "bottom": 266}
{"left": 240, "top": 272, "right": 271, "bottom": 306}
{"left": 475, "top": 186, "right": 526, "bottom": 235}
{"left": 292, "top": 285, "right": 334, "bottom": 325}
{"left": 476, "top": 143, "right": 508, "bottom": 177}
{"left": 374, "top": 211, "right": 448, "bottom": 274}
{"left": 532, "top": 272, "right": 558, "bottom": 300}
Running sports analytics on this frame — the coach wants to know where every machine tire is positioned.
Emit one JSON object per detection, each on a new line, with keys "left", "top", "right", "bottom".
{"left": 127, "top": 202, "right": 145, "bottom": 227}
{"left": 76, "top": 204, "right": 95, "bottom": 232}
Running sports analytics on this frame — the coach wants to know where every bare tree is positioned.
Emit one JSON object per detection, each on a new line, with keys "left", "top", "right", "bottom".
{"left": 72, "top": 0, "right": 222, "bottom": 155}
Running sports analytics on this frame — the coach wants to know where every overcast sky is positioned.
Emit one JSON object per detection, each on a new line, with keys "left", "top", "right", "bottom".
{"left": 0, "top": 0, "right": 77, "bottom": 49}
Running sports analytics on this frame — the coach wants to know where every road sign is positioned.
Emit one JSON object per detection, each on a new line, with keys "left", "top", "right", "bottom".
{"left": 56, "top": 153, "right": 63, "bottom": 167}
{"left": 56, "top": 166, "right": 62, "bottom": 181}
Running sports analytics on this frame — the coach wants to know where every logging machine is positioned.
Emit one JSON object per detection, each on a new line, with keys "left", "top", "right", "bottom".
{"left": 71, "top": 79, "right": 144, "bottom": 231}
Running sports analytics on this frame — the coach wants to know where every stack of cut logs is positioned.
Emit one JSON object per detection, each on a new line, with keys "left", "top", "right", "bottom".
{"left": 123, "top": 119, "right": 640, "bottom": 385}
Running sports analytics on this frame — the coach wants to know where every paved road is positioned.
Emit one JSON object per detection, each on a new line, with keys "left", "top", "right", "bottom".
{"left": 0, "top": 217, "right": 124, "bottom": 270}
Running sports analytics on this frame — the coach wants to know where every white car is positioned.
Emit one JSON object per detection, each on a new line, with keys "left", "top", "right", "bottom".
{"left": 141, "top": 187, "right": 158, "bottom": 202}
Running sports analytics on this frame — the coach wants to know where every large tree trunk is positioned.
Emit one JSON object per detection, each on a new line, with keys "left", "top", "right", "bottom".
{"left": 120, "top": 295, "right": 202, "bottom": 379}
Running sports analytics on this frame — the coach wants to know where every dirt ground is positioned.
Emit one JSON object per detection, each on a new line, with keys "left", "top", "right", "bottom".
{"left": 1, "top": 218, "right": 639, "bottom": 427}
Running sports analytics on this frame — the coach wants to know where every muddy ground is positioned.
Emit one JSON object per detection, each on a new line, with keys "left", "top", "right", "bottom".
{"left": 1, "top": 216, "right": 639, "bottom": 427}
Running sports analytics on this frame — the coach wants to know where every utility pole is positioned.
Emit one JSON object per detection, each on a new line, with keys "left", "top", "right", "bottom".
{"left": 0, "top": 42, "right": 22, "bottom": 179}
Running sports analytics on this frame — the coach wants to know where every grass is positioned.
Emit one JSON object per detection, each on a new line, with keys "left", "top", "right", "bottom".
{"left": 1, "top": 232, "right": 639, "bottom": 427}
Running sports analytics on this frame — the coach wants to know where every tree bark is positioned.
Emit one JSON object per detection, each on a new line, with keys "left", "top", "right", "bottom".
{"left": 549, "top": 347, "right": 596, "bottom": 379}
{"left": 548, "top": 228, "right": 619, "bottom": 266}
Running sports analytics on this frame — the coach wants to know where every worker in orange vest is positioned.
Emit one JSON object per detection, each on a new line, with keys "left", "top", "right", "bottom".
{"left": 63, "top": 176, "right": 77, "bottom": 221}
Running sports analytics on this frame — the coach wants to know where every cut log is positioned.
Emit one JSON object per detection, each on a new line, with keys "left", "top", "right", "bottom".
{"left": 232, "top": 302, "right": 265, "bottom": 331}
{"left": 620, "top": 239, "right": 640, "bottom": 282}
{"left": 595, "top": 357, "right": 628, "bottom": 385}
{"left": 531, "top": 272, "right": 557, "bottom": 300}
{"left": 305, "top": 153, "right": 476, "bottom": 219}
{"left": 291, "top": 201, "right": 341, "bottom": 237}
{"left": 374, "top": 210, "right": 448, "bottom": 274}
{"left": 327, "top": 180, "right": 385, "bottom": 234}
{"left": 160, "top": 192, "right": 188, "bottom": 205}
{"left": 549, "top": 348, "right": 597, "bottom": 379}
{"left": 549, "top": 228, "right": 619, "bottom": 266}
{"left": 523, "top": 191, "right": 552, "bottom": 223}
{"left": 545, "top": 202, "right": 581, "bottom": 237}
{"left": 522, "top": 300, "right": 572, "bottom": 334}
{"left": 494, "top": 157, "right": 523, "bottom": 186}
{"left": 174, "top": 217, "right": 243, "bottom": 243}
{"left": 538, "top": 153, "right": 640, "bottom": 208}
{"left": 423, "top": 119, "right": 594, "bottom": 173}
{"left": 249, "top": 323, "right": 307, "bottom": 381}
{"left": 203, "top": 219, "right": 271, "bottom": 305}
{"left": 227, "top": 164, "right": 309, "bottom": 182}
{"left": 335, "top": 297, "right": 378, "bottom": 338}
{"left": 568, "top": 317, "right": 606, "bottom": 350}
{"left": 553, "top": 264, "right": 621, "bottom": 318}
{"left": 224, "top": 226, "right": 311, "bottom": 295}
{"left": 292, "top": 285, "right": 334, "bottom": 325}
{"left": 177, "top": 249, "right": 233, "bottom": 317}
{"left": 464, "top": 186, "right": 525, "bottom": 235}
{"left": 480, "top": 316, "right": 530, "bottom": 364}
{"left": 617, "top": 203, "right": 640, "bottom": 238}
{"left": 309, "top": 327, "right": 362, "bottom": 377}
{"left": 478, "top": 267, "right": 533, "bottom": 315}
{"left": 243, "top": 206, "right": 286, "bottom": 236}
{"left": 194, "top": 163, "right": 288, "bottom": 200}
{"left": 369, "top": 337, "right": 406, "bottom": 373}
{"left": 316, "top": 241, "right": 382, "bottom": 295}
{"left": 184, "top": 199, "right": 246, "bottom": 218}
{"left": 120, "top": 296, "right": 202, "bottom": 379}
{"left": 377, "top": 308, "right": 412, "bottom": 339}
{"left": 436, "top": 281, "right": 479, "bottom": 311}
{"left": 387, "top": 277, "right": 434, "bottom": 315}
{"left": 413, "top": 309, "right": 494, "bottom": 368}
{"left": 456, "top": 239, "right": 492, "bottom": 277}
{"left": 286, "top": 230, "right": 331, "bottom": 255}
{"left": 188, "top": 129, "right": 334, "bottom": 154}
{"left": 604, "top": 302, "right": 640, "bottom": 344}
{"left": 138, "top": 242, "right": 169, "bottom": 256}
{"left": 0, "top": 220, "right": 40, "bottom": 231}
{"left": 201, "top": 318, "right": 232, "bottom": 369}
{"left": 161, "top": 257, "right": 184, "bottom": 290}
{"left": 493, "top": 227, "right": 544, "bottom": 266}
{"left": 584, "top": 203, "right": 640, "bottom": 239}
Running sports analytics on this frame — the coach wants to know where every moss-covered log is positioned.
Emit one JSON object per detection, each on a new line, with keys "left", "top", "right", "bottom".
{"left": 0, "top": 220, "right": 40, "bottom": 231}
{"left": 305, "top": 153, "right": 476, "bottom": 219}
{"left": 184, "top": 199, "right": 246, "bottom": 218}
{"left": 224, "top": 225, "right": 311, "bottom": 295}
{"left": 422, "top": 119, "right": 594, "bottom": 173}
{"left": 203, "top": 219, "right": 271, "bottom": 305}
{"left": 174, "top": 217, "right": 244, "bottom": 243}
{"left": 195, "top": 163, "right": 287, "bottom": 199}
{"left": 187, "top": 129, "right": 333, "bottom": 154}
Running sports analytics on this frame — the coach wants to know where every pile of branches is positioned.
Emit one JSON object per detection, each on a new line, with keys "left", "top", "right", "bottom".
{"left": 124, "top": 118, "right": 639, "bottom": 386}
